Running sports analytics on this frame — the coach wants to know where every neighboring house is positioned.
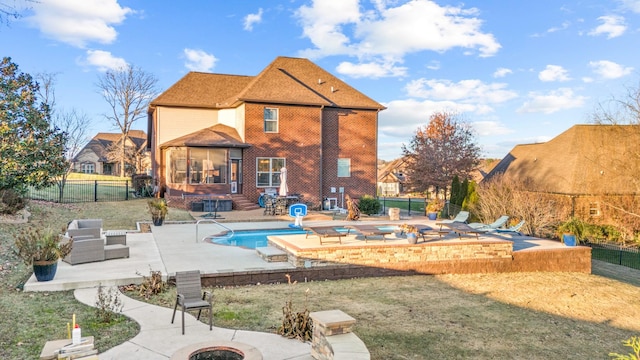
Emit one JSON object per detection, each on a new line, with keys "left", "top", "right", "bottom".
{"left": 484, "top": 124, "right": 640, "bottom": 221}
{"left": 377, "top": 158, "right": 408, "bottom": 196}
{"left": 73, "top": 131, "right": 149, "bottom": 176}
{"left": 147, "top": 56, "right": 385, "bottom": 209}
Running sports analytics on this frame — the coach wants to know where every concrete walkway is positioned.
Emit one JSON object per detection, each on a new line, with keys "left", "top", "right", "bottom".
{"left": 74, "top": 286, "right": 312, "bottom": 359}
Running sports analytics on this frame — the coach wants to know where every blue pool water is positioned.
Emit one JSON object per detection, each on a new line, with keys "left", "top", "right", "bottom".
{"left": 207, "top": 228, "right": 307, "bottom": 249}
{"left": 206, "top": 225, "right": 402, "bottom": 248}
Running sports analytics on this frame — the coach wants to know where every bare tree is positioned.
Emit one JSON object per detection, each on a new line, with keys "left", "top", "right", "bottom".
{"left": 104, "top": 137, "right": 148, "bottom": 176}
{"left": 36, "top": 72, "right": 91, "bottom": 201}
{"left": 591, "top": 79, "right": 640, "bottom": 125}
{"left": 473, "top": 174, "right": 571, "bottom": 237}
{"left": 96, "top": 65, "right": 157, "bottom": 177}
{"left": 0, "top": 1, "right": 33, "bottom": 27}
{"left": 402, "top": 111, "right": 481, "bottom": 198}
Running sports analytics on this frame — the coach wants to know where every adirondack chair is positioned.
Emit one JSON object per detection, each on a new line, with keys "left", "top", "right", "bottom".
{"left": 171, "top": 270, "right": 213, "bottom": 334}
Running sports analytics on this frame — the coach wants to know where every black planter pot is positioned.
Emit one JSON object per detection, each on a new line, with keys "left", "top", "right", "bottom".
{"left": 153, "top": 217, "right": 164, "bottom": 226}
{"left": 33, "top": 261, "right": 58, "bottom": 282}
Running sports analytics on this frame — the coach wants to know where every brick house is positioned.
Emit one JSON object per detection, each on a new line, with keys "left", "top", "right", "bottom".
{"left": 485, "top": 124, "right": 640, "bottom": 224}
{"left": 147, "top": 56, "right": 385, "bottom": 209}
{"left": 73, "top": 131, "right": 149, "bottom": 175}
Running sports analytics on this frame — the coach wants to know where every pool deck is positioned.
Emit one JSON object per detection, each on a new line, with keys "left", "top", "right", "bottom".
{"left": 23, "top": 211, "right": 567, "bottom": 292}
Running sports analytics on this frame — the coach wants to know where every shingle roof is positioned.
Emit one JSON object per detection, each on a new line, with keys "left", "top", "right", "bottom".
{"left": 159, "top": 124, "right": 249, "bottom": 148}
{"left": 75, "top": 131, "right": 147, "bottom": 162}
{"left": 150, "top": 56, "right": 385, "bottom": 110}
{"left": 485, "top": 124, "right": 640, "bottom": 195}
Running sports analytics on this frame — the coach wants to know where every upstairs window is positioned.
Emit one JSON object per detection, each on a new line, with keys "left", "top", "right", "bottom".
{"left": 264, "top": 108, "right": 279, "bottom": 133}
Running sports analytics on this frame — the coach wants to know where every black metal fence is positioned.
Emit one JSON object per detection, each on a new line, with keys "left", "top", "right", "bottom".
{"left": 587, "top": 241, "right": 640, "bottom": 270}
{"left": 377, "top": 196, "right": 428, "bottom": 216}
{"left": 27, "top": 180, "right": 132, "bottom": 203}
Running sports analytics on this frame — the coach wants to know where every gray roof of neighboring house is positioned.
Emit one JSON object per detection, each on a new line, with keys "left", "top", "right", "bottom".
{"left": 150, "top": 56, "right": 385, "bottom": 111}
{"left": 74, "top": 131, "right": 147, "bottom": 162}
{"left": 485, "top": 124, "right": 640, "bottom": 195}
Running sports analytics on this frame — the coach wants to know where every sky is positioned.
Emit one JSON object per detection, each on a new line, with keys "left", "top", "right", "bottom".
{"left": 2, "top": 0, "right": 639, "bottom": 161}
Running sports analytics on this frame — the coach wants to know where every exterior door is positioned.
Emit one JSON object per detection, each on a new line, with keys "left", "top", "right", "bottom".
{"left": 231, "top": 159, "right": 242, "bottom": 194}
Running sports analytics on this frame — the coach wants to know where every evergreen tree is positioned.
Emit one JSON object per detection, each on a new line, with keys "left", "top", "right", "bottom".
{"left": 0, "top": 57, "right": 67, "bottom": 192}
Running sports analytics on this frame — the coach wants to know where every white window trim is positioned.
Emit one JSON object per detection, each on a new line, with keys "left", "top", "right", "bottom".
{"left": 337, "top": 158, "right": 351, "bottom": 177}
{"left": 264, "top": 108, "right": 279, "bottom": 133}
{"left": 256, "top": 157, "right": 285, "bottom": 187}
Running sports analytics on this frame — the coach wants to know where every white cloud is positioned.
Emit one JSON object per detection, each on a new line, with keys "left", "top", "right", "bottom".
{"left": 517, "top": 88, "right": 586, "bottom": 114}
{"left": 589, "top": 60, "right": 634, "bottom": 79}
{"left": 243, "top": 8, "right": 263, "bottom": 31}
{"left": 295, "top": 0, "right": 500, "bottom": 77}
{"left": 336, "top": 60, "right": 407, "bottom": 78}
{"left": 588, "top": 15, "right": 626, "bottom": 38}
{"left": 539, "top": 65, "right": 570, "bottom": 82}
{"left": 547, "top": 21, "right": 571, "bottom": 33}
{"left": 84, "top": 50, "right": 127, "bottom": 72}
{"left": 25, "top": 0, "right": 132, "bottom": 48}
{"left": 471, "top": 121, "right": 514, "bottom": 136}
{"left": 619, "top": 0, "right": 640, "bottom": 13}
{"left": 493, "top": 67, "right": 512, "bottom": 78}
{"left": 405, "top": 79, "right": 518, "bottom": 107}
{"left": 183, "top": 49, "right": 217, "bottom": 72}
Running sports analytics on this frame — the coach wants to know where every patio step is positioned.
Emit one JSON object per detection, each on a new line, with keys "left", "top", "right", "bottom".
{"left": 255, "top": 246, "right": 289, "bottom": 262}
{"left": 230, "top": 194, "right": 261, "bottom": 211}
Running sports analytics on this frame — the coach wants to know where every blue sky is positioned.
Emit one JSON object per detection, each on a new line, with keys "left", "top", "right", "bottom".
{"left": 3, "top": 0, "right": 639, "bottom": 160}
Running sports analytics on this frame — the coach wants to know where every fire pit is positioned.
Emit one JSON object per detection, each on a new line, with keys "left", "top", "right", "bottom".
{"left": 171, "top": 341, "right": 262, "bottom": 360}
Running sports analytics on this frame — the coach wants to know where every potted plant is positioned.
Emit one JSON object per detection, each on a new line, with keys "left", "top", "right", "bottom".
{"left": 14, "top": 227, "right": 73, "bottom": 281}
{"left": 426, "top": 199, "right": 443, "bottom": 220}
{"left": 148, "top": 198, "right": 168, "bottom": 226}
{"left": 400, "top": 224, "right": 419, "bottom": 244}
{"left": 557, "top": 217, "right": 585, "bottom": 246}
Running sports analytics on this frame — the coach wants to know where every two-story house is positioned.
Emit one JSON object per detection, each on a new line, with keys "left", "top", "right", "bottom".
{"left": 147, "top": 56, "right": 385, "bottom": 210}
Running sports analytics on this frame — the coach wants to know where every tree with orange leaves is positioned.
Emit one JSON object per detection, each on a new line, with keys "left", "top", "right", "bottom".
{"left": 402, "top": 111, "right": 480, "bottom": 197}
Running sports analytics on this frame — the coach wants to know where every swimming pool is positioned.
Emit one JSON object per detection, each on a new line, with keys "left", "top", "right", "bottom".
{"left": 206, "top": 228, "right": 307, "bottom": 249}
{"left": 206, "top": 225, "right": 400, "bottom": 249}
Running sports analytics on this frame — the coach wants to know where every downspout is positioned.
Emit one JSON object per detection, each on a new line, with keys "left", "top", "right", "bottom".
{"left": 375, "top": 108, "right": 381, "bottom": 197}
{"left": 319, "top": 105, "right": 324, "bottom": 206}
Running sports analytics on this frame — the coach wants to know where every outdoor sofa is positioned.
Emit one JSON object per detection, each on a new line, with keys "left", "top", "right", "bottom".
{"left": 63, "top": 219, "right": 129, "bottom": 265}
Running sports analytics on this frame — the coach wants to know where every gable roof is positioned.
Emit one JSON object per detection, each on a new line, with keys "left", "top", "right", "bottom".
{"left": 485, "top": 124, "right": 640, "bottom": 194}
{"left": 151, "top": 56, "right": 385, "bottom": 110}
{"left": 75, "top": 131, "right": 147, "bottom": 162}
{"left": 159, "top": 124, "right": 249, "bottom": 148}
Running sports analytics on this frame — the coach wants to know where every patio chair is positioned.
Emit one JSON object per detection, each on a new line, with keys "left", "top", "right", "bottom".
{"left": 263, "top": 195, "right": 275, "bottom": 215}
{"left": 171, "top": 270, "right": 213, "bottom": 335}
{"left": 345, "top": 224, "right": 394, "bottom": 242}
{"left": 304, "top": 226, "right": 345, "bottom": 245}
{"left": 468, "top": 215, "right": 510, "bottom": 231}
{"left": 494, "top": 220, "right": 526, "bottom": 235}
{"left": 438, "top": 211, "right": 469, "bottom": 224}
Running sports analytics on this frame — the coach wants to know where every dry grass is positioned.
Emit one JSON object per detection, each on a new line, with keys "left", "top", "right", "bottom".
{"left": 134, "top": 265, "right": 640, "bottom": 359}
{"left": 2, "top": 199, "right": 640, "bottom": 359}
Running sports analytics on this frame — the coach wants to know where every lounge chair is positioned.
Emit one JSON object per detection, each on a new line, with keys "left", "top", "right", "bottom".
{"left": 171, "top": 270, "right": 213, "bottom": 335}
{"left": 438, "top": 222, "right": 487, "bottom": 239}
{"left": 304, "top": 226, "right": 345, "bottom": 245}
{"left": 494, "top": 220, "right": 526, "bottom": 235}
{"left": 345, "top": 224, "right": 395, "bottom": 242}
{"left": 436, "top": 211, "right": 469, "bottom": 229}
{"left": 468, "top": 215, "right": 510, "bottom": 231}
{"left": 435, "top": 211, "right": 469, "bottom": 230}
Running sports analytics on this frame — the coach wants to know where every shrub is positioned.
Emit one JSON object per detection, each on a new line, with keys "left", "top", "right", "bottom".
{"left": 358, "top": 195, "right": 381, "bottom": 215}
{"left": 277, "top": 274, "right": 313, "bottom": 342}
{"left": 609, "top": 336, "right": 640, "bottom": 359}
{"left": 0, "top": 188, "right": 26, "bottom": 215}
{"left": 95, "top": 284, "right": 124, "bottom": 323}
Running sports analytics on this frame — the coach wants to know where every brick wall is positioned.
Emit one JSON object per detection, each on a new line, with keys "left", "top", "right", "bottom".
{"left": 322, "top": 108, "right": 378, "bottom": 201}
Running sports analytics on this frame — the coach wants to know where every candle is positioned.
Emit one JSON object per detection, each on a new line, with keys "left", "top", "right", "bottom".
{"left": 67, "top": 323, "right": 71, "bottom": 339}
{"left": 72, "top": 313, "right": 76, "bottom": 329}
